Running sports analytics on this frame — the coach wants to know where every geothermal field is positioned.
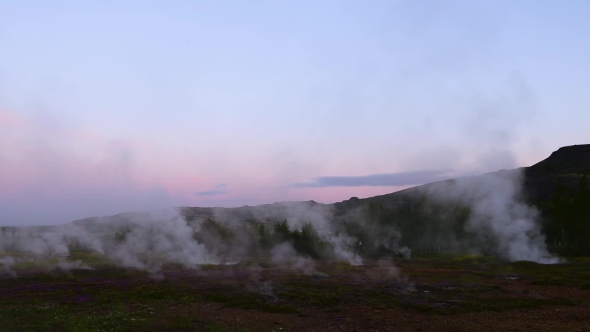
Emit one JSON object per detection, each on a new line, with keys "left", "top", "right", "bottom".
{"left": 1, "top": 250, "right": 589, "bottom": 331}
{"left": 1, "top": 153, "right": 590, "bottom": 331}
{"left": 5, "top": 1, "right": 590, "bottom": 330}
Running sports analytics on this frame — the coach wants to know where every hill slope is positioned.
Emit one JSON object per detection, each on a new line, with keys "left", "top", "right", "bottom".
{"left": 330, "top": 144, "right": 590, "bottom": 211}
{"left": 5, "top": 144, "right": 585, "bottom": 262}
{"left": 71, "top": 144, "right": 590, "bottom": 226}
{"left": 523, "top": 144, "right": 590, "bottom": 202}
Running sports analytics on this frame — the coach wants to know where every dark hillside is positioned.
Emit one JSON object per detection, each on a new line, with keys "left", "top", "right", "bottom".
{"left": 331, "top": 144, "right": 590, "bottom": 209}
{"left": 70, "top": 144, "right": 590, "bottom": 256}
{"left": 523, "top": 144, "right": 590, "bottom": 203}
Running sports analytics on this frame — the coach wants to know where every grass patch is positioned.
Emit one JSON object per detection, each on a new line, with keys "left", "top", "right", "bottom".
{"left": 0, "top": 303, "right": 153, "bottom": 332}
{"left": 1, "top": 256, "right": 588, "bottom": 330}
{"left": 203, "top": 292, "right": 300, "bottom": 314}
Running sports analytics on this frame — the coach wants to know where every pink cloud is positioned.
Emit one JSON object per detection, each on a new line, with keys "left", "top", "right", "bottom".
{"left": 0, "top": 109, "right": 207, "bottom": 191}
{"left": 0, "top": 109, "right": 216, "bottom": 224}
{"left": 1, "top": 108, "right": 410, "bottom": 224}
{"left": 0, "top": 109, "right": 28, "bottom": 130}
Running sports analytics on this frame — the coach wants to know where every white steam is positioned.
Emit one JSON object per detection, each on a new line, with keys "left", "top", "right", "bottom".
{"left": 1, "top": 166, "right": 558, "bottom": 281}
{"left": 422, "top": 169, "right": 559, "bottom": 263}
{"left": 211, "top": 201, "right": 376, "bottom": 265}
{"left": 0, "top": 209, "right": 218, "bottom": 277}
{"left": 270, "top": 242, "right": 316, "bottom": 275}
{"left": 105, "top": 210, "right": 216, "bottom": 272}
{"left": 0, "top": 202, "right": 403, "bottom": 277}
{"left": 0, "top": 256, "right": 16, "bottom": 278}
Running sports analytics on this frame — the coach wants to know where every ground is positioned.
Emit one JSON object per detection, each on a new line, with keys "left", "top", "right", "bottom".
{"left": 0, "top": 254, "right": 589, "bottom": 331}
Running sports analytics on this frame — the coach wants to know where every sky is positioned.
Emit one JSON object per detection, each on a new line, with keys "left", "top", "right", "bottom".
{"left": 1, "top": 0, "right": 589, "bottom": 225}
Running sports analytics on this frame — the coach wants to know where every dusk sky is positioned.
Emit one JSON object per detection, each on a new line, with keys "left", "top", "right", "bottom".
{"left": 1, "top": 1, "right": 589, "bottom": 225}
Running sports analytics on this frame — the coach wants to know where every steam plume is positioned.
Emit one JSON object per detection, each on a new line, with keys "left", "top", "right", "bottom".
{"left": 421, "top": 169, "right": 559, "bottom": 263}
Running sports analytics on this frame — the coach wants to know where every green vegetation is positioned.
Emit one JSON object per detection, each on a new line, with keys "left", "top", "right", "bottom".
{"left": 190, "top": 218, "right": 333, "bottom": 260}
{"left": 184, "top": 197, "right": 486, "bottom": 261}
{"left": 542, "top": 175, "right": 590, "bottom": 255}
{"left": 4, "top": 174, "right": 586, "bottom": 264}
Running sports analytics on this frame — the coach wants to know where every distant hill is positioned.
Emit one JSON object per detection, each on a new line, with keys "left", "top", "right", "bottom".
{"left": 14, "top": 144, "right": 588, "bottom": 257}
{"left": 331, "top": 144, "right": 590, "bottom": 210}
{"left": 523, "top": 144, "right": 590, "bottom": 202}
{"left": 71, "top": 144, "right": 590, "bottom": 226}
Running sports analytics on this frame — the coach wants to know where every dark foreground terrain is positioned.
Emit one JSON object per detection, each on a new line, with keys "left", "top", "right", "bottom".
{"left": 1, "top": 254, "right": 589, "bottom": 332}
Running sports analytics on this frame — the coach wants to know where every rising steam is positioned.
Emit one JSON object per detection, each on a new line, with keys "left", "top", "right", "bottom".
{"left": 0, "top": 202, "right": 407, "bottom": 278}
{"left": 0, "top": 165, "right": 560, "bottom": 280}
{"left": 421, "top": 168, "right": 559, "bottom": 263}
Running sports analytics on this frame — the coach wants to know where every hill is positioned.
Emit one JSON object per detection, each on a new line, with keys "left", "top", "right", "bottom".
{"left": 68, "top": 144, "right": 590, "bottom": 257}
{"left": 523, "top": 144, "right": 590, "bottom": 202}
{"left": 330, "top": 144, "right": 590, "bottom": 210}
{"left": 177, "top": 144, "right": 589, "bottom": 222}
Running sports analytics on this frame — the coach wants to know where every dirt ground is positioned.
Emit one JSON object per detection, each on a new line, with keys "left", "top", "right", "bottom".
{"left": 170, "top": 260, "right": 590, "bottom": 331}
{"left": 1, "top": 256, "right": 589, "bottom": 331}
{"left": 181, "top": 302, "right": 589, "bottom": 332}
